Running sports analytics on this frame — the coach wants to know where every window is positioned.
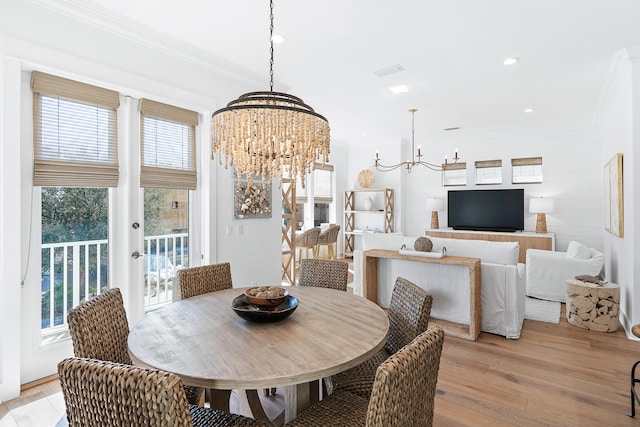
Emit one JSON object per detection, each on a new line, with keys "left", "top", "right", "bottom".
{"left": 31, "top": 71, "right": 119, "bottom": 187}
{"left": 313, "top": 163, "right": 333, "bottom": 201}
{"left": 139, "top": 98, "right": 198, "bottom": 190}
{"left": 139, "top": 99, "right": 198, "bottom": 307}
{"left": 31, "top": 71, "right": 119, "bottom": 338}
{"left": 512, "top": 157, "right": 543, "bottom": 184}
{"left": 475, "top": 160, "right": 502, "bottom": 185}
{"left": 442, "top": 162, "right": 467, "bottom": 186}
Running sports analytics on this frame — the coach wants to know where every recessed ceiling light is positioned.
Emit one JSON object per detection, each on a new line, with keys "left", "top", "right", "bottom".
{"left": 389, "top": 85, "right": 408, "bottom": 94}
{"left": 502, "top": 57, "right": 520, "bottom": 66}
{"left": 524, "top": 108, "right": 535, "bottom": 113}
{"left": 271, "top": 33, "right": 286, "bottom": 44}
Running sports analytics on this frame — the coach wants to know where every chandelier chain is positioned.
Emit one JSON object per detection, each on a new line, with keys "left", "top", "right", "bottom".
{"left": 269, "top": 0, "right": 274, "bottom": 93}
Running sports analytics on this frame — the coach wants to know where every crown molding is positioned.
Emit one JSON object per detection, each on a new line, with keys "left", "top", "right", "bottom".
{"left": 29, "top": 0, "right": 270, "bottom": 89}
{"left": 595, "top": 45, "right": 640, "bottom": 125}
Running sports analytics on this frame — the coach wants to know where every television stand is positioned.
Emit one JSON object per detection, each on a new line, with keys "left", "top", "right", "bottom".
{"left": 425, "top": 229, "right": 555, "bottom": 264}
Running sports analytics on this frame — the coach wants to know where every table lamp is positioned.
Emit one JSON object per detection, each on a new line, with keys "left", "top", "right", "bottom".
{"left": 529, "top": 197, "right": 554, "bottom": 234}
{"left": 425, "top": 197, "right": 445, "bottom": 229}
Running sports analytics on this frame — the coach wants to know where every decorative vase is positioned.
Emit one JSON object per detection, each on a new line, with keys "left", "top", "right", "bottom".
{"left": 363, "top": 196, "right": 374, "bottom": 211}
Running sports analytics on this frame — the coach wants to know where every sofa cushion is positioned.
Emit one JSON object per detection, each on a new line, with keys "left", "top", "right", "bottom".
{"left": 565, "top": 241, "right": 591, "bottom": 259}
{"left": 429, "top": 237, "right": 519, "bottom": 266}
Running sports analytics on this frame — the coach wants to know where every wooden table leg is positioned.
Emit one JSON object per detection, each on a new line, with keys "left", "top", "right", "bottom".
{"left": 283, "top": 382, "right": 311, "bottom": 423}
{"left": 208, "top": 389, "right": 231, "bottom": 412}
{"left": 246, "top": 389, "right": 282, "bottom": 427}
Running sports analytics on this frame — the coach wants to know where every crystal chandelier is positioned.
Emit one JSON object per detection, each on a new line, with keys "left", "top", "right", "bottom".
{"left": 211, "top": 0, "right": 330, "bottom": 188}
{"left": 374, "top": 109, "right": 459, "bottom": 172}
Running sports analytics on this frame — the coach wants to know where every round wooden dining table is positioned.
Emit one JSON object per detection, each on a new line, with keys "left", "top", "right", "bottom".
{"left": 128, "top": 286, "right": 389, "bottom": 422}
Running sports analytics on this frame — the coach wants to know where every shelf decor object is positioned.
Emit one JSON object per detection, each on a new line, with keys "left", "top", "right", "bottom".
{"left": 374, "top": 109, "right": 460, "bottom": 173}
{"left": 211, "top": 0, "right": 330, "bottom": 189}
{"left": 357, "top": 169, "right": 375, "bottom": 188}
{"left": 529, "top": 197, "right": 555, "bottom": 234}
{"left": 425, "top": 197, "right": 444, "bottom": 229}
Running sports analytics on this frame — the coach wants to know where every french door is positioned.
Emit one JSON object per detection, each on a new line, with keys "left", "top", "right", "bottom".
{"left": 19, "top": 84, "right": 194, "bottom": 383}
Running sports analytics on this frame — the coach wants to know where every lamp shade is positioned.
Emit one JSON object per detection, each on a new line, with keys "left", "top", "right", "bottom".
{"left": 529, "top": 197, "right": 555, "bottom": 214}
{"left": 425, "top": 197, "right": 445, "bottom": 212}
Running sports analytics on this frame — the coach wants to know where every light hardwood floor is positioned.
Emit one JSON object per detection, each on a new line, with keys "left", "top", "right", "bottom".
{"left": 2, "top": 306, "right": 640, "bottom": 426}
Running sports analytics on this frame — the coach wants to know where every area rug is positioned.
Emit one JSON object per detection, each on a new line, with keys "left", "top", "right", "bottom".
{"left": 524, "top": 296, "right": 561, "bottom": 323}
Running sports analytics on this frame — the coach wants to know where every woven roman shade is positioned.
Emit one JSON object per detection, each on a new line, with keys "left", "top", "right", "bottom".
{"left": 511, "top": 157, "right": 542, "bottom": 166}
{"left": 313, "top": 162, "right": 333, "bottom": 202}
{"left": 31, "top": 71, "right": 120, "bottom": 187}
{"left": 442, "top": 162, "right": 466, "bottom": 171}
{"left": 475, "top": 159, "right": 502, "bottom": 169}
{"left": 139, "top": 99, "right": 198, "bottom": 190}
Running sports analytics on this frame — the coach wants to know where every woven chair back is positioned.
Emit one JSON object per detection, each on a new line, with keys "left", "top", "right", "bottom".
{"left": 317, "top": 225, "right": 340, "bottom": 244}
{"left": 366, "top": 326, "right": 445, "bottom": 427}
{"left": 385, "top": 277, "right": 433, "bottom": 355}
{"left": 295, "top": 227, "right": 321, "bottom": 249}
{"left": 298, "top": 259, "right": 349, "bottom": 291}
{"left": 58, "top": 357, "right": 193, "bottom": 427}
{"left": 177, "top": 263, "right": 233, "bottom": 300}
{"left": 67, "top": 288, "right": 132, "bottom": 364}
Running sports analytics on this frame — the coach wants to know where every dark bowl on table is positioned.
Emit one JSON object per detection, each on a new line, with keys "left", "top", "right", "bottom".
{"left": 244, "top": 286, "right": 289, "bottom": 307}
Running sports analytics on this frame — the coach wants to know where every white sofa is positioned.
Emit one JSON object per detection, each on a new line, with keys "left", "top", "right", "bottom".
{"left": 526, "top": 240, "right": 604, "bottom": 303}
{"left": 353, "top": 233, "right": 526, "bottom": 339}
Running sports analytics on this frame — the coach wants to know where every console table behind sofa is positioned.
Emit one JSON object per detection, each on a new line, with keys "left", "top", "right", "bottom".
{"left": 362, "top": 249, "right": 481, "bottom": 341}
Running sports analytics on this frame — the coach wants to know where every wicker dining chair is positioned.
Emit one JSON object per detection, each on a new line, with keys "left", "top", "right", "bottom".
{"left": 67, "top": 288, "right": 204, "bottom": 406}
{"left": 177, "top": 263, "right": 233, "bottom": 300}
{"left": 298, "top": 258, "right": 349, "bottom": 292}
{"left": 295, "top": 227, "right": 321, "bottom": 265}
{"left": 58, "top": 357, "right": 268, "bottom": 427}
{"left": 285, "top": 326, "right": 445, "bottom": 427}
{"left": 315, "top": 225, "right": 340, "bottom": 259}
{"left": 326, "top": 276, "right": 433, "bottom": 397}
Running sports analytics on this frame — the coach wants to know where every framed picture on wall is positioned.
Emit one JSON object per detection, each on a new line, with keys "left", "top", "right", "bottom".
{"left": 603, "top": 153, "right": 623, "bottom": 237}
{"left": 233, "top": 169, "right": 272, "bottom": 219}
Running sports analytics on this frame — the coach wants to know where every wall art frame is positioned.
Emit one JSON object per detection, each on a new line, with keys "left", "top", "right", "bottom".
{"left": 233, "top": 170, "right": 272, "bottom": 219}
{"left": 603, "top": 153, "right": 623, "bottom": 237}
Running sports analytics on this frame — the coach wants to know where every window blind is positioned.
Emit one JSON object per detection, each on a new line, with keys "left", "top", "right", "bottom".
{"left": 512, "top": 157, "right": 543, "bottom": 183}
{"left": 313, "top": 163, "right": 333, "bottom": 201}
{"left": 31, "top": 71, "right": 120, "bottom": 187}
{"left": 139, "top": 99, "right": 198, "bottom": 190}
{"left": 442, "top": 162, "right": 467, "bottom": 187}
{"left": 475, "top": 160, "right": 502, "bottom": 169}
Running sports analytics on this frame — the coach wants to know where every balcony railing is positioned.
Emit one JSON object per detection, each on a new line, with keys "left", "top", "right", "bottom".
{"left": 41, "top": 233, "right": 188, "bottom": 337}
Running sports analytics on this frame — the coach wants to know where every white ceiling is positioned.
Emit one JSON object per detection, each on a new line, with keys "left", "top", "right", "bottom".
{"left": 47, "top": 0, "right": 640, "bottom": 145}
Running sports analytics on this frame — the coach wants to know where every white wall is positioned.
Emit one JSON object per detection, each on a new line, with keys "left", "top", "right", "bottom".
{"left": 347, "top": 123, "right": 604, "bottom": 252}
{"left": 597, "top": 46, "right": 640, "bottom": 335}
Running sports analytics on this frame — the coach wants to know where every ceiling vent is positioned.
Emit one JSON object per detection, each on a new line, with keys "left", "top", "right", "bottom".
{"left": 374, "top": 64, "right": 405, "bottom": 77}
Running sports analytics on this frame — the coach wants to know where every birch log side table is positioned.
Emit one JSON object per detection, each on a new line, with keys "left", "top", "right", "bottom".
{"left": 566, "top": 278, "right": 620, "bottom": 332}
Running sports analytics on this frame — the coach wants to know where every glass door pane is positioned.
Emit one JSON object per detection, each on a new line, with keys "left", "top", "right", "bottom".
{"left": 143, "top": 188, "right": 189, "bottom": 309}
{"left": 40, "top": 187, "right": 109, "bottom": 342}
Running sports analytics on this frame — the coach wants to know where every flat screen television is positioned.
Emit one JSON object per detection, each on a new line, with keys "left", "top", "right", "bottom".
{"left": 447, "top": 189, "right": 524, "bottom": 232}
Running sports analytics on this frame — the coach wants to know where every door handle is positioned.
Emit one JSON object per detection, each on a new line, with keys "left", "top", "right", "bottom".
{"left": 131, "top": 251, "right": 142, "bottom": 259}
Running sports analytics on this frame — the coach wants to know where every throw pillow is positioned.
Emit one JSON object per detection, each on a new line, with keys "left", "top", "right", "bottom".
{"left": 414, "top": 237, "right": 433, "bottom": 252}
{"left": 566, "top": 241, "right": 591, "bottom": 259}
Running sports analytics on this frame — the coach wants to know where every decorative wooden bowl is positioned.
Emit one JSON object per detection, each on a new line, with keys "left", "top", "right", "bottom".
{"left": 244, "top": 286, "right": 289, "bottom": 307}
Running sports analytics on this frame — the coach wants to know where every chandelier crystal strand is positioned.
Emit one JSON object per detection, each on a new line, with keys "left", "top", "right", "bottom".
{"left": 374, "top": 109, "right": 458, "bottom": 173}
{"left": 211, "top": 0, "right": 330, "bottom": 188}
